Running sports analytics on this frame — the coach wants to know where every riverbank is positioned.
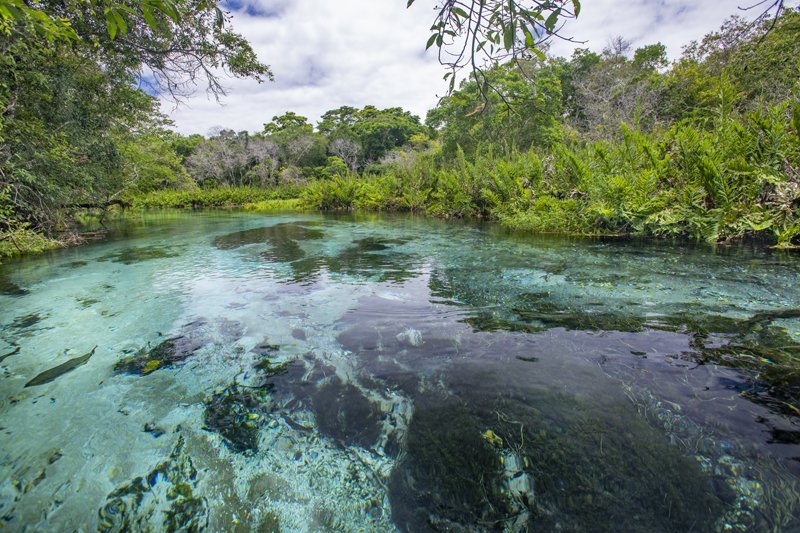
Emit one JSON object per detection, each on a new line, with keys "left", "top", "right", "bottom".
{"left": 4, "top": 178, "right": 799, "bottom": 263}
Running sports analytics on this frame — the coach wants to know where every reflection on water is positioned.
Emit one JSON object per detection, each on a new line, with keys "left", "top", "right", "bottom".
{"left": 1, "top": 210, "right": 799, "bottom": 531}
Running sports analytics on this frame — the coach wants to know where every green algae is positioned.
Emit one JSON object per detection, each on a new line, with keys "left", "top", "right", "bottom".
{"left": 114, "top": 337, "right": 204, "bottom": 375}
{"left": 203, "top": 385, "right": 270, "bottom": 453}
{"left": 98, "top": 435, "right": 207, "bottom": 532}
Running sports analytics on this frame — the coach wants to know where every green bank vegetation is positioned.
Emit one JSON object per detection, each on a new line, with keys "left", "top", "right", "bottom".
{"left": 2, "top": 5, "right": 799, "bottom": 259}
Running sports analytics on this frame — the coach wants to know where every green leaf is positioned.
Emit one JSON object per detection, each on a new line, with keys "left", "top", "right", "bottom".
{"left": 522, "top": 24, "right": 534, "bottom": 48}
{"left": 112, "top": 9, "right": 127, "bottom": 36}
{"left": 141, "top": 3, "right": 157, "bottom": 30}
{"left": 545, "top": 9, "right": 560, "bottom": 33}
{"left": 426, "top": 33, "right": 438, "bottom": 50}
{"left": 503, "top": 24, "right": 514, "bottom": 51}
{"left": 407, "top": 0, "right": 415, "bottom": 7}
{"left": 451, "top": 6, "right": 468, "bottom": 18}
{"left": 105, "top": 11, "right": 117, "bottom": 40}
{"left": 572, "top": 0, "right": 581, "bottom": 16}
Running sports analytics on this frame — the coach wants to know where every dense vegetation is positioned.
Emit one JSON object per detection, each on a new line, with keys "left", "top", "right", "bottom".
{"left": 2, "top": 6, "right": 799, "bottom": 259}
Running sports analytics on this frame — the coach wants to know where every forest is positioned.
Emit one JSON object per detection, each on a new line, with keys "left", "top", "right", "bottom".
{"left": 1, "top": 3, "right": 799, "bottom": 259}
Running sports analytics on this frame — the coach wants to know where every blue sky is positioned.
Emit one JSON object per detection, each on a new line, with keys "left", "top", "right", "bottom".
{"left": 162, "top": 0, "right": 795, "bottom": 135}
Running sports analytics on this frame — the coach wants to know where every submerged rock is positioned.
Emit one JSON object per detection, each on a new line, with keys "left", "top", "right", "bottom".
{"left": 114, "top": 337, "right": 204, "bottom": 375}
{"left": 25, "top": 346, "right": 96, "bottom": 387}
{"left": 98, "top": 435, "right": 207, "bottom": 532}
{"left": 203, "top": 385, "right": 270, "bottom": 453}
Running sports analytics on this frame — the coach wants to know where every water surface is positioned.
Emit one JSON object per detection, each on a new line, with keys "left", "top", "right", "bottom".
{"left": 1, "top": 211, "right": 799, "bottom": 531}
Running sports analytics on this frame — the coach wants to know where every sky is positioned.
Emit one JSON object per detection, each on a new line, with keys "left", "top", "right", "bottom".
{"left": 162, "top": 0, "right": 791, "bottom": 135}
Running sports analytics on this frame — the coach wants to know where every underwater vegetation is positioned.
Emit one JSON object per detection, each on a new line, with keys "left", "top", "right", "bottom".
{"left": 388, "top": 396, "right": 514, "bottom": 530}
{"left": 0, "top": 273, "right": 28, "bottom": 296}
{"left": 212, "top": 221, "right": 323, "bottom": 253}
{"left": 311, "top": 377, "right": 382, "bottom": 449}
{"left": 0, "top": 346, "right": 20, "bottom": 363}
{"left": 114, "top": 336, "right": 204, "bottom": 375}
{"left": 214, "top": 222, "right": 421, "bottom": 284}
{"left": 98, "top": 246, "right": 181, "bottom": 265}
{"left": 7, "top": 313, "right": 45, "bottom": 332}
{"left": 203, "top": 384, "right": 270, "bottom": 453}
{"left": 24, "top": 346, "right": 96, "bottom": 387}
{"left": 98, "top": 435, "right": 208, "bottom": 532}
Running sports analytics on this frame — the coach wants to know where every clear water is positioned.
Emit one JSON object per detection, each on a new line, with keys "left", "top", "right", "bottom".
{"left": 1, "top": 211, "right": 799, "bottom": 531}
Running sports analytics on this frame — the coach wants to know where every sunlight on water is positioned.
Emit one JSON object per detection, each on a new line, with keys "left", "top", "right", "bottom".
{"left": 1, "top": 211, "right": 799, "bottom": 531}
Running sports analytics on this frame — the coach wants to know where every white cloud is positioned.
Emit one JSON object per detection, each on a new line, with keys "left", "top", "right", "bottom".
{"left": 162, "top": 0, "right": 796, "bottom": 135}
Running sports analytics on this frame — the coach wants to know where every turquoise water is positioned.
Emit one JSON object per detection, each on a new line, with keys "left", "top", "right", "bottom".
{"left": 1, "top": 211, "right": 799, "bottom": 531}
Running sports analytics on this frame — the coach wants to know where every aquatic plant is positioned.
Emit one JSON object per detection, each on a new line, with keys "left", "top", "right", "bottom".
{"left": 203, "top": 384, "right": 270, "bottom": 453}
{"left": 310, "top": 377, "right": 382, "bottom": 449}
{"left": 25, "top": 346, "right": 96, "bottom": 387}
{"left": 98, "top": 435, "right": 208, "bottom": 532}
{"left": 114, "top": 337, "right": 204, "bottom": 375}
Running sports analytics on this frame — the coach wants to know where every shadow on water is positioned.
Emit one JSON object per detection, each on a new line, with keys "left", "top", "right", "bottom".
{"left": 213, "top": 221, "right": 421, "bottom": 284}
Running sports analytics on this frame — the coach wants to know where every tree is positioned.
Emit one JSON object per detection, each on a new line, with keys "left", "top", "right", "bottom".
{"left": 407, "top": 0, "right": 581, "bottom": 98}
{"left": 568, "top": 39, "right": 668, "bottom": 138}
{"left": 329, "top": 138, "right": 362, "bottom": 173}
{"left": 426, "top": 61, "right": 562, "bottom": 156}
{"left": 318, "top": 106, "right": 360, "bottom": 136}
{"left": 0, "top": 0, "right": 271, "bottom": 99}
{"left": 184, "top": 130, "right": 280, "bottom": 186}
{"left": 350, "top": 106, "right": 426, "bottom": 162}
{"left": 263, "top": 112, "right": 313, "bottom": 135}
